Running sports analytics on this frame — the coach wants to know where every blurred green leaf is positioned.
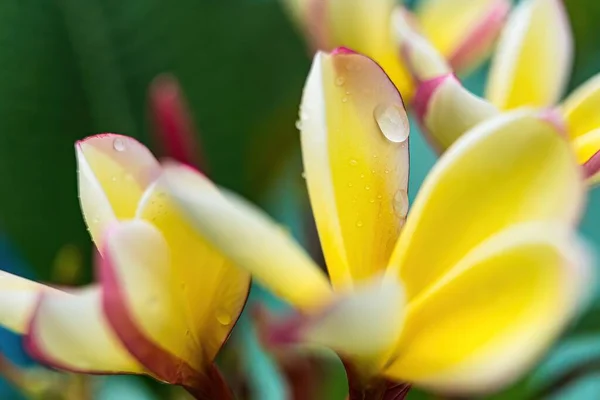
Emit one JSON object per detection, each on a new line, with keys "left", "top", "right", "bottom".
{"left": 0, "top": 0, "right": 308, "bottom": 280}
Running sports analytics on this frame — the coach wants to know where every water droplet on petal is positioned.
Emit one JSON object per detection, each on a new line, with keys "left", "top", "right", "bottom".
{"left": 217, "top": 310, "right": 232, "bottom": 325}
{"left": 295, "top": 120, "right": 303, "bottom": 130}
{"left": 374, "top": 103, "right": 410, "bottom": 143}
{"left": 348, "top": 182, "right": 353, "bottom": 187}
{"left": 393, "top": 189, "right": 409, "bottom": 219}
{"left": 356, "top": 220, "right": 364, "bottom": 228}
{"left": 342, "top": 96, "right": 349, "bottom": 103}
{"left": 301, "top": 171, "right": 306, "bottom": 179}
{"left": 349, "top": 159, "right": 358, "bottom": 166}
{"left": 113, "top": 138, "right": 126, "bottom": 152}
{"left": 335, "top": 76, "right": 346, "bottom": 86}
{"left": 365, "top": 185, "right": 370, "bottom": 191}
{"left": 360, "top": 174, "right": 365, "bottom": 179}
{"left": 369, "top": 198, "right": 375, "bottom": 203}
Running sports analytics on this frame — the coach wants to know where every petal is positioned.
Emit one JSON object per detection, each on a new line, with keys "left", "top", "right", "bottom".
{"left": 24, "top": 286, "right": 143, "bottom": 374}
{"left": 384, "top": 222, "right": 592, "bottom": 394}
{"left": 76, "top": 134, "right": 161, "bottom": 246}
{"left": 300, "top": 50, "right": 409, "bottom": 288}
{"left": 268, "top": 277, "right": 404, "bottom": 362}
{"left": 392, "top": 7, "right": 451, "bottom": 84}
{"left": 572, "top": 128, "right": 600, "bottom": 185}
{"left": 413, "top": 74, "right": 499, "bottom": 152}
{"left": 0, "top": 272, "right": 52, "bottom": 333}
{"left": 149, "top": 75, "right": 205, "bottom": 170}
{"left": 135, "top": 177, "right": 250, "bottom": 365}
{"left": 561, "top": 73, "right": 600, "bottom": 140}
{"left": 324, "top": 0, "right": 414, "bottom": 96}
{"left": 416, "top": 0, "right": 511, "bottom": 74}
{"left": 387, "top": 109, "right": 584, "bottom": 301}
{"left": 486, "top": 0, "right": 573, "bottom": 110}
{"left": 159, "top": 162, "right": 332, "bottom": 311}
{"left": 101, "top": 220, "right": 211, "bottom": 387}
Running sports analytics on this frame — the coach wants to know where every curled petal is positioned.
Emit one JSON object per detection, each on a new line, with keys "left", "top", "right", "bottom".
{"left": 413, "top": 74, "right": 499, "bottom": 152}
{"left": 561, "top": 72, "right": 600, "bottom": 140}
{"left": 160, "top": 162, "right": 332, "bottom": 311}
{"left": 324, "top": 0, "right": 413, "bottom": 96}
{"left": 0, "top": 272, "right": 54, "bottom": 334}
{"left": 268, "top": 277, "right": 404, "bottom": 363}
{"left": 300, "top": 49, "right": 409, "bottom": 288}
{"left": 387, "top": 109, "right": 584, "bottom": 301}
{"left": 572, "top": 128, "right": 600, "bottom": 185}
{"left": 486, "top": 0, "right": 573, "bottom": 110}
{"left": 416, "top": 0, "right": 511, "bottom": 74}
{"left": 384, "top": 223, "right": 592, "bottom": 394}
{"left": 24, "top": 286, "right": 143, "bottom": 374}
{"left": 75, "top": 134, "right": 161, "bottom": 246}
{"left": 392, "top": 7, "right": 451, "bottom": 84}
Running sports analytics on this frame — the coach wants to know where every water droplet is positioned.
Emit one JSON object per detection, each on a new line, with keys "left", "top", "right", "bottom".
{"left": 348, "top": 182, "right": 353, "bottom": 187}
{"left": 360, "top": 174, "right": 365, "bottom": 179}
{"left": 113, "top": 137, "right": 126, "bottom": 152}
{"left": 342, "top": 96, "right": 349, "bottom": 103}
{"left": 335, "top": 76, "right": 346, "bottom": 86}
{"left": 295, "top": 120, "right": 303, "bottom": 130}
{"left": 301, "top": 171, "right": 306, "bottom": 179}
{"left": 349, "top": 159, "right": 358, "bottom": 166}
{"left": 217, "top": 310, "right": 232, "bottom": 325}
{"left": 393, "top": 189, "right": 409, "bottom": 219}
{"left": 365, "top": 185, "right": 370, "bottom": 191}
{"left": 374, "top": 103, "right": 410, "bottom": 143}
{"left": 384, "top": 169, "right": 390, "bottom": 174}
{"left": 377, "top": 195, "right": 382, "bottom": 199}
{"left": 369, "top": 198, "right": 375, "bottom": 203}
{"left": 356, "top": 220, "right": 364, "bottom": 227}
{"left": 111, "top": 176, "right": 117, "bottom": 182}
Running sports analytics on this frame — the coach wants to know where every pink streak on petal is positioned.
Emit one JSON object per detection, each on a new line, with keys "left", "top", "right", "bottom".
{"left": 449, "top": 0, "right": 511, "bottom": 72}
{"left": 149, "top": 75, "right": 206, "bottom": 172}
{"left": 412, "top": 73, "right": 454, "bottom": 121}
{"left": 538, "top": 107, "right": 569, "bottom": 138}
{"left": 331, "top": 46, "right": 358, "bottom": 56}
{"left": 583, "top": 149, "right": 600, "bottom": 179}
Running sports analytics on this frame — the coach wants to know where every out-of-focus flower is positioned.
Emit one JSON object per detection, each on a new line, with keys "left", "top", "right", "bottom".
{"left": 282, "top": 0, "right": 510, "bottom": 98}
{"left": 409, "top": 0, "right": 600, "bottom": 184}
{"left": 0, "top": 134, "right": 250, "bottom": 399}
{"left": 162, "top": 48, "right": 593, "bottom": 396}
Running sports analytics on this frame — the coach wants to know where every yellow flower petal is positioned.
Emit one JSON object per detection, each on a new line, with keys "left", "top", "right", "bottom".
{"left": 413, "top": 74, "right": 499, "bottom": 152}
{"left": 25, "top": 286, "right": 143, "bottom": 374}
{"left": 416, "top": 0, "right": 511, "bottom": 74}
{"left": 572, "top": 128, "right": 600, "bottom": 185}
{"left": 562, "top": 73, "right": 600, "bottom": 140}
{"left": 486, "top": 0, "right": 573, "bottom": 110}
{"left": 75, "top": 134, "right": 161, "bottom": 246}
{"left": 324, "top": 0, "right": 413, "bottom": 96}
{"left": 160, "top": 162, "right": 332, "bottom": 311}
{"left": 135, "top": 178, "right": 250, "bottom": 366}
{"left": 300, "top": 49, "right": 409, "bottom": 288}
{"left": 384, "top": 222, "right": 591, "bottom": 394}
{"left": 392, "top": 7, "right": 451, "bottom": 84}
{"left": 0, "top": 272, "right": 53, "bottom": 333}
{"left": 387, "top": 109, "right": 584, "bottom": 301}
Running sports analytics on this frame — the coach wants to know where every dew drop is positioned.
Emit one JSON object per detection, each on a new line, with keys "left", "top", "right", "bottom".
{"left": 348, "top": 182, "right": 353, "bottom": 187}
{"left": 369, "top": 198, "right": 375, "bottom": 203}
{"left": 349, "top": 159, "right": 358, "bottom": 166}
{"left": 301, "top": 171, "right": 306, "bottom": 179}
{"left": 356, "top": 220, "right": 364, "bottom": 228}
{"left": 295, "top": 120, "right": 303, "bottom": 130}
{"left": 342, "top": 96, "right": 348, "bottom": 103}
{"left": 113, "top": 137, "right": 126, "bottom": 152}
{"left": 360, "top": 174, "right": 365, "bottom": 179}
{"left": 365, "top": 185, "right": 370, "bottom": 191}
{"left": 393, "top": 189, "right": 409, "bottom": 219}
{"left": 335, "top": 76, "right": 346, "bottom": 86}
{"left": 374, "top": 103, "right": 410, "bottom": 143}
{"left": 217, "top": 310, "right": 232, "bottom": 325}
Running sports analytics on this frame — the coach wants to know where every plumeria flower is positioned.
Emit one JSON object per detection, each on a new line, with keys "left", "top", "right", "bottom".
{"left": 0, "top": 105, "right": 250, "bottom": 398}
{"left": 281, "top": 0, "right": 510, "bottom": 98}
{"left": 162, "top": 48, "right": 593, "bottom": 397}
{"left": 405, "top": 0, "right": 600, "bottom": 184}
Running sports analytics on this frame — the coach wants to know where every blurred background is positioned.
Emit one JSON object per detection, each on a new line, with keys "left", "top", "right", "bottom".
{"left": 1, "top": 0, "right": 600, "bottom": 398}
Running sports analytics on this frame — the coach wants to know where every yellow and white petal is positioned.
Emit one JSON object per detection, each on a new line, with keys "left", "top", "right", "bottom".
{"left": 416, "top": 0, "right": 511, "bottom": 74}
{"left": 384, "top": 222, "right": 592, "bottom": 394}
{"left": 324, "top": 0, "right": 413, "bottom": 96}
{"left": 25, "top": 286, "right": 143, "bottom": 374}
{"left": 572, "top": 128, "right": 600, "bottom": 185}
{"left": 268, "top": 276, "right": 404, "bottom": 363}
{"left": 486, "top": 0, "right": 573, "bottom": 110}
{"left": 300, "top": 49, "right": 409, "bottom": 288}
{"left": 75, "top": 134, "right": 161, "bottom": 246}
{"left": 0, "top": 272, "right": 55, "bottom": 334}
{"left": 387, "top": 109, "right": 584, "bottom": 301}
{"left": 135, "top": 176, "right": 250, "bottom": 366}
{"left": 413, "top": 74, "right": 499, "bottom": 152}
{"left": 159, "top": 162, "right": 332, "bottom": 312}
{"left": 392, "top": 7, "right": 451, "bottom": 84}
{"left": 562, "top": 73, "right": 600, "bottom": 140}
